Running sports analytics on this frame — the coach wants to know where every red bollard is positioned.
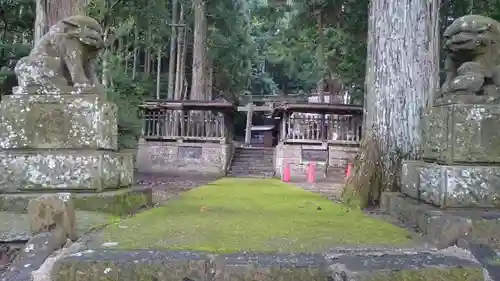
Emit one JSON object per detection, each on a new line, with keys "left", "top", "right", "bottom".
{"left": 307, "top": 162, "right": 316, "bottom": 183}
{"left": 345, "top": 162, "right": 353, "bottom": 179}
{"left": 282, "top": 162, "right": 291, "bottom": 182}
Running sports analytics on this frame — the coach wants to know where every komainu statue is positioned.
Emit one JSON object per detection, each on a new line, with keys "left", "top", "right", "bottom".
{"left": 14, "top": 15, "right": 105, "bottom": 94}
{"left": 437, "top": 15, "right": 500, "bottom": 103}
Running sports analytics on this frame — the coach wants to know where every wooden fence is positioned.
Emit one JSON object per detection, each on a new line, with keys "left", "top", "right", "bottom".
{"left": 283, "top": 113, "right": 362, "bottom": 144}
{"left": 142, "top": 109, "right": 226, "bottom": 141}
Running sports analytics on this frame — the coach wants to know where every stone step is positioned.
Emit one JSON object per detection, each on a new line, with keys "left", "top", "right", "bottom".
{"left": 226, "top": 173, "right": 275, "bottom": 178}
{"left": 235, "top": 150, "right": 274, "bottom": 156}
{"left": 50, "top": 248, "right": 485, "bottom": 281}
{"left": 229, "top": 165, "right": 274, "bottom": 171}
{"left": 232, "top": 162, "right": 273, "bottom": 167}
{"left": 230, "top": 163, "right": 274, "bottom": 169}
{"left": 234, "top": 154, "right": 274, "bottom": 160}
{"left": 233, "top": 154, "right": 274, "bottom": 159}
{"left": 233, "top": 155, "right": 274, "bottom": 162}
{"left": 0, "top": 187, "right": 153, "bottom": 216}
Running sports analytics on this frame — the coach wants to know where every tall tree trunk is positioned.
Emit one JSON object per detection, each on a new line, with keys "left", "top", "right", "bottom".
{"left": 190, "top": 0, "right": 207, "bottom": 100}
{"left": 347, "top": 0, "right": 440, "bottom": 207}
{"left": 144, "top": 30, "right": 151, "bottom": 74}
{"left": 179, "top": 18, "right": 188, "bottom": 100}
{"left": 167, "top": 0, "right": 179, "bottom": 99}
{"left": 315, "top": 10, "right": 326, "bottom": 141}
{"left": 132, "top": 23, "right": 139, "bottom": 79}
{"left": 174, "top": 4, "right": 185, "bottom": 100}
{"left": 315, "top": 10, "right": 325, "bottom": 103}
{"left": 156, "top": 47, "right": 162, "bottom": 99}
{"left": 34, "top": 0, "right": 87, "bottom": 43}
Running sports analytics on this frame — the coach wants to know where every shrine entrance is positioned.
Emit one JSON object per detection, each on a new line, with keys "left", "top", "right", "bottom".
{"left": 237, "top": 102, "right": 278, "bottom": 147}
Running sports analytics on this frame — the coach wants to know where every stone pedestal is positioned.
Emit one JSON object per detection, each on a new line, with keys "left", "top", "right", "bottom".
{"left": 402, "top": 160, "right": 500, "bottom": 208}
{"left": 0, "top": 92, "right": 132, "bottom": 193}
{"left": 422, "top": 104, "right": 500, "bottom": 164}
{"left": 402, "top": 104, "right": 500, "bottom": 208}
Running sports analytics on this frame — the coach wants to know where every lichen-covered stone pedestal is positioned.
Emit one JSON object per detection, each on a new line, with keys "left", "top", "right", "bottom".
{"left": 0, "top": 92, "right": 133, "bottom": 192}
{"left": 402, "top": 104, "right": 500, "bottom": 208}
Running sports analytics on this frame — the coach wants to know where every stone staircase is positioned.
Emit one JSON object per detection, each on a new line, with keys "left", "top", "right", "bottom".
{"left": 227, "top": 147, "right": 275, "bottom": 178}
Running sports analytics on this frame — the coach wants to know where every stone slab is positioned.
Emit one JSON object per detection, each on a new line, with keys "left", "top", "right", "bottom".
{"left": 422, "top": 104, "right": 500, "bottom": 164}
{"left": 0, "top": 151, "right": 133, "bottom": 192}
{"left": 325, "top": 246, "right": 483, "bottom": 281}
{"left": 0, "top": 94, "right": 118, "bottom": 150}
{"left": 0, "top": 186, "right": 152, "bottom": 216}
{"left": 380, "top": 192, "right": 500, "bottom": 249}
{"left": 401, "top": 160, "right": 500, "bottom": 208}
{"left": 0, "top": 210, "right": 113, "bottom": 242}
{"left": 49, "top": 249, "right": 485, "bottom": 281}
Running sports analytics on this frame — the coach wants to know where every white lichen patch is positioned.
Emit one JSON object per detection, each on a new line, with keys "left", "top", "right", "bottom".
{"left": 466, "top": 106, "right": 487, "bottom": 121}
{"left": 0, "top": 151, "right": 128, "bottom": 191}
{"left": 0, "top": 94, "right": 117, "bottom": 150}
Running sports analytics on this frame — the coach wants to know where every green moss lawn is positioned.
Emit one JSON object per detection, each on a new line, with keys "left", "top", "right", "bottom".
{"left": 102, "top": 178, "right": 412, "bottom": 253}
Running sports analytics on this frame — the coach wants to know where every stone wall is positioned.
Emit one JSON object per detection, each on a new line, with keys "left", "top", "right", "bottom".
{"left": 136, "top": 139, "right": 232, "bottom": 175}
{"left": 274, "top": 143, "right": 358, "bottom": 180}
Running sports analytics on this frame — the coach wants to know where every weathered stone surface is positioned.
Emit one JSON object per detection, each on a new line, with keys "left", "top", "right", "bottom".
{"left": 325, "top": 246, "right": 483, "bottom": 281}
{"left": 136, "top": 141, "right": 231, "bottom": 175}
{"left": 380, "top": 192, "right": 500, "bottom": 250}
{"left": 4, "top": 232, "right": 66, "bottom": 276}
{"left": 419, "top": 162, "right": 500, "bottom": 207}
{"left": 49, "top": 249, "right": 485, "bottom": 281}
{"left": 215, "top": 253, "right": 326, "bottom": 281}
{"left": 52, "top": 250, "right": 208, "bottom": 281}
{"left": 1, "top": 235, "right": 86, "bottom": 281}
{"left": 0, "top": 94, "right": 117, "bottom": 150}
{"left": 422, "top": 104, "right": 500, "bottom": 164}
{"left": 0, "top": 211, "right": 112, "bottom": 243}
{"left": 0, "top": 187, "right": 151, "bottom": 216}
{"left": 27, "top": 194, "right": 77, "bottom": 241}
{"left": 14, "top": 16, "right": 104, "bottom": 94}
{"left": 71, "top": 187, "right": 152, "bottom": 216}
{"left": 116, "top": 152, "right": 134, "bottom": 187}
{"left": 0, "top": 151, "right": 133, "bottom": 192}
{"left": 401, "top": 160, "right": 425, "bottom": 199}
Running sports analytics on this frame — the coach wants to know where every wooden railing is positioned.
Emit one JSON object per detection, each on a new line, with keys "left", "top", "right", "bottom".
{"left": 142, "top": 109, "right": 226, "bottom": 141}
{"left": 283, "top": 113, "right": 362, "bottom": 144}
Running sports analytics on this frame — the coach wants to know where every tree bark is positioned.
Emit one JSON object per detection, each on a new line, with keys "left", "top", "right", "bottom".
{"left": 167, "top": 0, "right": 179, "bottom": 100}
{"left": 34, "top": 0, "right": 87, "bottom": 43}
{"left": 315, "top": 10, "right": 325, "bottom": 103}
{"left": 156, "top": 47, "right": 162, "bottom": 99}
{"left": 174, "top": 4, "right": 185, "bottom": 100}
{"left": 190, "top": 0, "right": 207, "bottom": 100}
{"left": 132, "top": 23, "right": 139, "bottom": 80}
{"left": 349, "top": 0, "right": 440, "bottom": 206}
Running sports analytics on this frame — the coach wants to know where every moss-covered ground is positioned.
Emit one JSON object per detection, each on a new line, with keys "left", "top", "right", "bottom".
{"left": 102, "top": 178, "right": 412, "bottom": 253}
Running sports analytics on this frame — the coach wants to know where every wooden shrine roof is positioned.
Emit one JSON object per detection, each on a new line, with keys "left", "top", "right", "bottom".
{"left": 272, "top": 102, "right": 363, "bottom": 116}
{"left": 139, "top": 99, "right": 236, "bottom": 111}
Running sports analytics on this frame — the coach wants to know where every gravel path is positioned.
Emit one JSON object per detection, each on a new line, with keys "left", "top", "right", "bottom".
{"left": 135, "top": 172, "right": 219, "bottom": 205}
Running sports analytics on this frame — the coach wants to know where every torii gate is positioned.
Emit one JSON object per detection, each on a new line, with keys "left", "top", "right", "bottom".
{"left": 237, "top": 102, "right": 274, "bottom": 146}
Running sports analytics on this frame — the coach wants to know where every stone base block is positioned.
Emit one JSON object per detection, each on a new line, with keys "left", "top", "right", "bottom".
{"left": 380, "top": 192, "right": 500, "bottom": 249}
{"left": 0, "top": 187, "right": 152, "bottom": 216}
{"left": 422, "top": 104, "right": 500, "bottom": 164}
{"left": 325, "top": 246, "right": 483, "bottom": 281}
{"left": 50, "top": 249, "right": 483, "bottom": 281}
{"left": 0, "top": 94, "right": 117, "bottom": 150}
{"left": 0, "top": 150, "right": 133, "bottom": 192}
{"left": 136, "top": 140, "right": 230, "bottom": 175}
{"left": 0, "top": 210, "right": 113, "bottom": 242}
{"left": 401, "top": 160, "right": 500, "bottom": 208}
